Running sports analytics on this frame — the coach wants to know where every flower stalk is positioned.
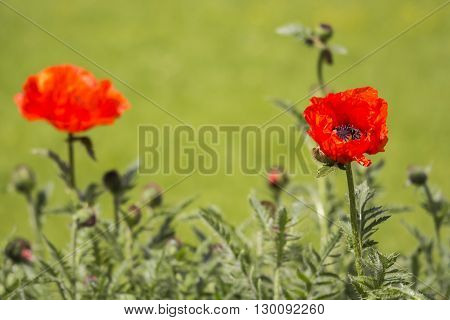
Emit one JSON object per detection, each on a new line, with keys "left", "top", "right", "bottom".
{"left": 113, "top": 194, "right": 121, "bottom": 237}
{"left": 317, "top": 49, "right": 326, "bottom": 93}
{"left": 71, "top": 218, "right": 78, "bottom": 299}
{"left": 423, "top": 183, "right": 443, "bottom": 255}
{"left": 25, "top": 193, "right": 42, "bottom": 251}
{"left": 345, "top": 163, "right": 363, "bottom": 276}
{"left": 67, "top": 133, "right": 78, "bottom": 299}
{"left": 67, "top": 133, "right": 76, "bottom": 189}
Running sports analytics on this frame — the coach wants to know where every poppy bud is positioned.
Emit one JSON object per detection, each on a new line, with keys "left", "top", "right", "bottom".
{"left": 84, "top": 275, "right": 98, "bottom": 286}
{"left": 125, "top": 204, "right": 142, "bottom": 228}
{"left": 102, "top": 170, "right": 122, "bottom": 194}
{"left": 5, "top": 238, "right": 33, "bottom": 264}
{"left": 312, "top": 147, "right": 335, "bottom": 166}
{"left": 11, "top": 165, "right": 36, "bottom": 195}
{"left": 317, "top": 23, "right": 333, "bottom": 43}
{"left": 76, "top": 206, "right": 97, "bottom": 229}
{"left": 267, "top": 166, "right": 289, "bottom": 190}
{"left": 304, "top": 37, "right": 314, "bottom": 47}
{"left": 322, "top": 48, "right": 333, "bottom": 65}
{"left": 141, "top": 182, "right": 163, "bottom": 208}
{"left": 408, "top": 166, "right": 428, "bottom": 186}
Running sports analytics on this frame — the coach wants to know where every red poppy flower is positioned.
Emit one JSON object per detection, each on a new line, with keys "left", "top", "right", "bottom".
{"left": 14, "top": 64, "right": 130, "bottom": 133}
{"left": 303, "top": 87, "right": 388, "bottom": 167}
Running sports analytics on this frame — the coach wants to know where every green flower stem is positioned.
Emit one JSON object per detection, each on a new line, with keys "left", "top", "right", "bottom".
{"left": 67, "top": 133, "right": 76, "bottom": 189}
{"left": 71, "top": 219, "right": 78, "bottom": 299}
{"left": 67, "top": 133, "right": 78, "bottom": 298}
{"left": 25, "top": 192, "right": 42, "bottom": 250}
{"left": 113, "top": 194, "right": 121, "bottom": 237}
{"left": 423, "top": 183, "right": 442, "bottom": 255}
{"left": 273, "top": 267, "right": 281, "bottom": 300}
{"left": 317, "top": 49, "right": 326, "bottom": 94}
{"left": 345, "top": 163, "right": 363, "bottom": 276}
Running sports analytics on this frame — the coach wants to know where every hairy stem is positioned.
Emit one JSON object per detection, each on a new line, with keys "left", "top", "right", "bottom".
{"left": 25, "top": 193, "right": 42, "bottom": 251}
{"left": 67, "top": 133, "right": 76, "bottom": 189}
{"left": 317, "top": 49, "right": 326, "bottom": 94}
{"left": 423, "top": 183, "right": 442, "bottom": 256}
{"left": 71, "top": 220, "right": 78, "bottom": 299}
{"left": 113, "top": 194, "right": 121, "bottom": 237}
{"left": 273, "top": 268, "right": 281, "bottom": 300}
{"left": 345, "top": 163, "right": 363, "bottom": 276}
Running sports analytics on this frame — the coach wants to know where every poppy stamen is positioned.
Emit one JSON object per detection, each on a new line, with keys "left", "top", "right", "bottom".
{"left": 334, "top": 124, "right": 361, "bottom": 142}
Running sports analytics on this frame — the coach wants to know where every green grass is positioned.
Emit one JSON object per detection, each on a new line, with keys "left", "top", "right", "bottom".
{"left": 0, "top": 0, "right": 449, "bottom": 253}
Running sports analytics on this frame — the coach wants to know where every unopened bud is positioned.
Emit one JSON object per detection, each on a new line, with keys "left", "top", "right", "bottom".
{"left": 141, "top": 182, "right": 163, "bottom": 208}
{"left": 11, "top": 165, "right": 36, "bottom": 195}
{"left": 304, "top": 37, "right": 314, "bottom": 47}
{"left": 102, "top": 170, "right": 122, "bottom": 194}
{"left": 317, "top": 23, "right": 333, "bottom": 43}
{"left": 76, "top": 206, "right": 97, "bottom": 229}
{"left": 322, "top": 48, "right": 333, "bottom": 65}
{"left": 84, "top": 275, "right": 98, "bottom": 286}
{"left": 267, "top": 166, "right": 289, "bottom": 190}
{"left": 408, "top": 166, "right": 428, "bottom": 186}
{"left": 312, "top": 147, "right": 335, "bottom": 166}
{"left": 125, "top": 204, "right": 142, "bottom": 228}
{"left": 5, "top": 238, "right": 33, "bottom": 264}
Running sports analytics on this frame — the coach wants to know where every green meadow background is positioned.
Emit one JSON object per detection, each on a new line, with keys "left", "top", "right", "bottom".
{"left": 0, "top": 0, "right": 449, "bottom": 253}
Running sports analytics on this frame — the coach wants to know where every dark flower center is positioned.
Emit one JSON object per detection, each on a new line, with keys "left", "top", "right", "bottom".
{"left": 334, "top": 124, "right": 361, "bottom": 142}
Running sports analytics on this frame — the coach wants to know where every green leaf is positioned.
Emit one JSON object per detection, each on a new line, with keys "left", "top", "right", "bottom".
{"left": 73, "top": 136, "right": 96, "bottom": 161}
{"left": 32, "top": 149, "right": 71, "bottom": 186}
{"left": 317, "top": 165, "right": 336, "bottom": 178}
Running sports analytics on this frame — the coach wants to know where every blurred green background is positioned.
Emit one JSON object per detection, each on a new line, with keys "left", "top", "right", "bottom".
{"left": 0, "top": 0, "right": 449, "bottom": 254}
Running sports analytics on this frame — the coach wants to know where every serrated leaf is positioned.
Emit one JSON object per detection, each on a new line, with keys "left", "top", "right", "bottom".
{"left": 317, "top": 165, "right": 336, "bottom": 178}
{"left": 296, "top": 269, "right": 312, "bottom": 291}
{"left": 33, "top": 148, "right": 71, "bottom": 185}
{"left": 74, "top": 136, "right": 96, "bottom": 161}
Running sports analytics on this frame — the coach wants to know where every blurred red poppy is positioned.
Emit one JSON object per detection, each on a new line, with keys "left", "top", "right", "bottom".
{"left": 304, "top": 87, "right": 388, "bottom": 167}
{"left": 14, "top": 64, "right": 130, "bottom": 133}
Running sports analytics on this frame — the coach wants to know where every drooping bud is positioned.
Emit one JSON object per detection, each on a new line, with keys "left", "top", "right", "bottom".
{"left": 11, "top": 165, "right": 36, "bottom": 195}
{"left": 75, "top": 206, "right": 97, "bottom": 229}
{"left": 312, "top": 147, "right": 335, "bottom": 166}
{"left": 317, "top": 23, "right": 333, "bottom": 43}
{"left": 102, "top": 170, "right": 122, "bottom": 194}
{"left": 267, "top": 166, "right": 289, "bottom": 190}
{"left": 260, "top": 200, "right": 277, "bottom": 218}
{"left": 322, "top": 48, "right": 333, "bottom": 65}
{"left": 141, "top": 182, "right": 163, "bottom": 208}
{"left": 407, "top": 166, "right": 428, "bottom": 186}
{"left": 304, "top": 37, "right": 314, "bottom": 47}
{"left": 5, "top": 238, "right": 33, "bottom": 264}
{"left": 125, "top": 204, "right": 142, "bottom": 228}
